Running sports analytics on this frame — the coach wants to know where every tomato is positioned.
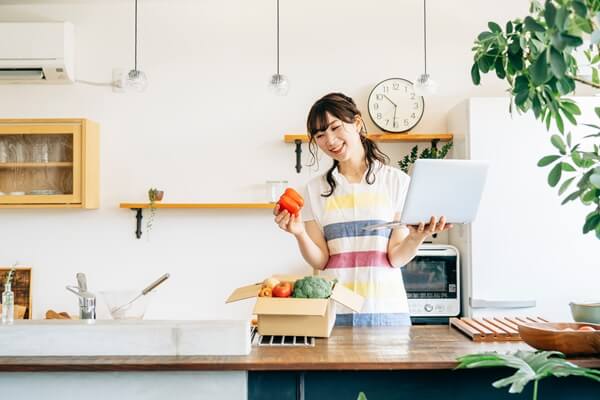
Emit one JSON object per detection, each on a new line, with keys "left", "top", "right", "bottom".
{"left": 577, "top": 325, "right": 596, "bottom": 331}
{"left": 272, "top": 282, "right": 292, "bottom": 298}
{"left": 278, "top": 189, "right": 303, "bottom": 216}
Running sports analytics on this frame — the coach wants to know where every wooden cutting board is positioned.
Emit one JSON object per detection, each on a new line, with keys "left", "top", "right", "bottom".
{"left": 450, "top": 316, "right": 549, "bottom": 341}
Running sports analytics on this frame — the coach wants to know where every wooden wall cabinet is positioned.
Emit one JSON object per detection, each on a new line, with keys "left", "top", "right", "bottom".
{"left": 0, "top": 119, "right": 99, "bottom": 209}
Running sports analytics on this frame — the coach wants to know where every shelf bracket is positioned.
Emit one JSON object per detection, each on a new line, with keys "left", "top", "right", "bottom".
{"left": 430, "top": 138, "right": 440, "bottom": 150}
{"left": 132, "top": 208, "right": 143, "bottom": 239}
{"left": 294, "top": 139, "right": 302, "bottom": 173}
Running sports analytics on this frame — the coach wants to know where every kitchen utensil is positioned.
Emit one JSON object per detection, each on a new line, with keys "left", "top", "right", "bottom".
{"left": 570, "top": 302, "right": 600, "bottom": 324}
{"left": 109, "top": 273, "right": 169, "bottom": 317}
{"left": 518, "top": 322, "right": 600, "bottom": 355}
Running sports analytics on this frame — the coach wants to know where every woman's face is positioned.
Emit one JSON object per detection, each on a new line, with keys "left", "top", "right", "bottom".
{"left": 313, "top": 112, "right": 363, "bottom": 162}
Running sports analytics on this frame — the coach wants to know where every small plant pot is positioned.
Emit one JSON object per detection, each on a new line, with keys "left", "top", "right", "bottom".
{"left": 153, "top": 191, "right": 164, "bottom": 202}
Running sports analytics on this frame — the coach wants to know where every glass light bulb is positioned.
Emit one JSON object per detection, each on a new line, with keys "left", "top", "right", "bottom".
{"left": 126, "top": 69, "right": 148, "bottom": 92}
{"left": 414, "top": 73, "right": 437, "bottom": 96}
{"left": 268, "top": 74, "right": 290, "bottom": 96}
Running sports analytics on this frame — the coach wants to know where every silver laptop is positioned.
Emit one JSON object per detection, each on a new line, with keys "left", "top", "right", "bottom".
{"left": 364, "top": 159, "right": 489, "bottom": 230}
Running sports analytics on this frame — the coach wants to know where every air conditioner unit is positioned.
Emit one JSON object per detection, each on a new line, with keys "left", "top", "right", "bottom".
{"left": 0, "top": 22, "right": 74, "bottom": 83}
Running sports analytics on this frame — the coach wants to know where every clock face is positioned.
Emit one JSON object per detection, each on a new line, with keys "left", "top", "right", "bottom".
{"left": 367, "top": 78, "right": 424, "bottom": 133}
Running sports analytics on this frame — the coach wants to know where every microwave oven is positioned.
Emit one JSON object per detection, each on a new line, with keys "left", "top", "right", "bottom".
{"left": 403, "top": 244, "right": 460, "bottom": 318}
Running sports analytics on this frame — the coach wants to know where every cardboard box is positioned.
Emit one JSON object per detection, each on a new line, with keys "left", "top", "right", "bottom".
{"left": 226, "top": 276, "right": 364, "bottom": 338}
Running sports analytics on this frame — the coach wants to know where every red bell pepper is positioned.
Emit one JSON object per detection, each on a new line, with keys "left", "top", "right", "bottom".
{"left": 277, "top": 188, "right": 304, "bottom": 216}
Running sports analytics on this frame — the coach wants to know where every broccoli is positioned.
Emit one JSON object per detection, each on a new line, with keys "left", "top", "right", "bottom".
{"left": 292, "top": 276, "right": 332, "bottom": 299}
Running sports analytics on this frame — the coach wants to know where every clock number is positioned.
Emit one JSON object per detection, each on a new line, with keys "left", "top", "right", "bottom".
{"left": 413, "top": 102, "right": 420, "bottom": 109}
{"left": 385, "top": 119, "right": 389, "bottom": 125}
{"left": 410, "top": 93, "right": 416, "bottom": 100}
{"left": 376, "top": 113, "right": 382, "bottom": 120}
{"left": 392, "top": 83, "right": 399, "bottom": 90}
{"left": 373, "top": 103, "right": 379, "bottom": 110}
{"left": 376, "top": 94, "right": 383, "bottom": 100}
{"left": 383, "top": 86, "right": 389, "bottom": 93}
{"left": 411, "top": 113, "right": 416, "bottom": 119}
{"left": 404, "top": 119, "right": 409, "bottom": 126}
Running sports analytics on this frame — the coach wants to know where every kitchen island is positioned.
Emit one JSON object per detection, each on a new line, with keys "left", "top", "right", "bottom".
{"left": 0, "top": 326, "right": 598, "bottom": 399}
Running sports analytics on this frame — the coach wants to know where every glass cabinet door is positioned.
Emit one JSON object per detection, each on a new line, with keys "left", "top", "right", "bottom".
{"left": 0, "top": 124, "right": 81, "bottom": 205}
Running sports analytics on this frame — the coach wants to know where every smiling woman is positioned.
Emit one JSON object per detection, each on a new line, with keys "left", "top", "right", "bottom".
{"left": 272, "top": 92, "right": 453, "bottom": 327}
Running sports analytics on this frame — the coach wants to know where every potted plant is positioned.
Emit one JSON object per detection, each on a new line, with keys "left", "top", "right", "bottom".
{"left": 456, "top": 350, "right": 600, "bottom": 400}
{"left": 469, "top": 0, "right": 600, "bottom": 238}
{"left": 146, "top": 188, "right": 164, "bottom": 235}
{"left": 398, "top": 141, "right": 453, "bottom": 174}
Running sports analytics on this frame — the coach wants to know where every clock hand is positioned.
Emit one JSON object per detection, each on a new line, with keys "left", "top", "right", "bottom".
{"left": 383, "top": 94, "right": 397, "bottom": 108}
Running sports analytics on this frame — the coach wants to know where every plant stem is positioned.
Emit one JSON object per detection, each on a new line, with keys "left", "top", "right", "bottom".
{"left": 532, "top": 379, "right": 538, "bottom": 400}
{"left": 569, "top": 75, "right": 600, "bottom": 90}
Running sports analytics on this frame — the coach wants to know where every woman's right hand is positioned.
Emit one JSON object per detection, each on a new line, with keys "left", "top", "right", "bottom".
{"left": 273, "top": 204, "right": 305, "bottom": 237}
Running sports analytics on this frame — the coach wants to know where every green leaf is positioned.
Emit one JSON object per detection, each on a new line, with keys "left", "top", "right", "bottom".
{"left": 356, "top": 392, "right": 368, "bottom": 400}
{"left": 470, "top": 63, "right": 481, "bottom": 85}
{"left": 506, "top": 21, "right": 513, "bottom": 34}
{"left": 582, "top": 189, "right": 598, "bottom": 204}
{"left": 548, "top": 162, "right": 562, "bottom": 187}
{"left": 508, "top": 50, "right": 524, "bottom": 71}
{"left": 555, "top": 110, "right": 565, "bottom": 133}
{"left": 571, "top": 150, "right": 585, "bottom": 167}
{"left": 560, "top": 101, "right": 581, "bottom": 115}
{"left": 596, "top": 223, "right": 600, "bottom": 240}
{"left": 566, "top": 132, "right": 572, "bottom": 147}
{"left": 552, "top": 32, "right": 567, "bottom": 51}
{"left": 583, "top": 213, "right": 600, "bottom": 234}
{"left": 525, "top": 16, "right": 545, "bottom": 32}
{"left": 514, "top": 75, "right": 529, "bottom": 92}
{"left": 550, "top": 47, "right": 567, "bottom": 78}
{"left": 515, "top": 90, "right": 529, "bottom": 107}
{"left": 477, "top": 31, "right": 495, "bottom": 41}
{"left": 595, "top": 107, "right": 600, "bottom": 119}
{"left": 572, "top": 1, "right": 587, "bottom": 18}
{"left": 555, "top": 7, "right": 568, "bottom": 31}
{"left": 488, "top": 21, "right": 502, "bottom": 33}
{"left": 537, "top": 155, "right": 561, "bottom": 166}
{"left": 530, "top": 50, "right": 549, "bottom": 85}
{"left": 558, "top": 176, "right": 576, "bottom": 195}
{"left": 550, "top": 135, "right": 566, "bottom": 155}
{"left": 561, "top": 162, "right": 576, "bottom": 172}
{"left": 560, "top": 33, "right": 584, "bottom": 47}
{"left": 562, "top": 189, "right": 582, "bottom": 204}
{"left": 544, "top": 2, "right": 557, "bottom": 28}
{"left": 561, "top": 108, "right": 577, "bottom": 125}
{"left": 495, "top": 57, "right": 506, "bottom": 79}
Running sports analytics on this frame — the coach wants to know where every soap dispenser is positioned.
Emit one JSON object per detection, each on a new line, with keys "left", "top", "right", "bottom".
{"left": 1, "top": 268, "right": 15, "bottom": 324}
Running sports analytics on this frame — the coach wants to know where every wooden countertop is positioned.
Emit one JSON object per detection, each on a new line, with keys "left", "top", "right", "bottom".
{"left": 0, "top": 326, "right": 598, "bottom": 372}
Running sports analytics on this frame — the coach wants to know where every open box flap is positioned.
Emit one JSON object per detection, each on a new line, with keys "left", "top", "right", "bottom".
{"left": 330, "top": 283, "right": 364, "bottom": 312}
{"left": 253, "top": 297, "right": 328, "bottom": 316}
{"left": 226, "top": 283, "right": 262, "bottom": 303}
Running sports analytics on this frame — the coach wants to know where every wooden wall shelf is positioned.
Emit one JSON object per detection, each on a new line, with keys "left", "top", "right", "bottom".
{"left": 284, "top": 133, "right": 453, "bottom": 143}
{"left": 0, "top": 162, "right": 73, "bottom": 169}
{"left": 120, "top": 203, "right": 274, "bottom": 239}
{"left": 284, "top": 133, "right": 453, "bottom": 173}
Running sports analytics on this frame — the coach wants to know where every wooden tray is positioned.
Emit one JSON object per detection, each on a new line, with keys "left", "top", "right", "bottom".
{"left": 450, "top": 316, "right": 549, "bottom": 342}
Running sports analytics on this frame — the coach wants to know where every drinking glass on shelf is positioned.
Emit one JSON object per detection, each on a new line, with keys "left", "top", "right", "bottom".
{"left": 32, "top": 142, "right": 49, "bottom": 163}
{"left": 49, "top": 138, "right": 65, "bottom": 162}
{"left": 0, "top": 139, "right": 7, "bottom": 163}
{"left": 265, "top": 180, "right": 288, "bottom": 203}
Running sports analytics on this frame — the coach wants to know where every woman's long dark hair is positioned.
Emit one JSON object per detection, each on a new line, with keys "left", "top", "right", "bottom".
{"left": 306, "top": 92, "right": 389, "bottom": 197}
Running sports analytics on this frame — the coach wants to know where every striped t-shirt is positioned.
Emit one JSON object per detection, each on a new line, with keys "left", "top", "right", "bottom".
{"left": 302, "top": 161, "right": 411, "bottom": 326}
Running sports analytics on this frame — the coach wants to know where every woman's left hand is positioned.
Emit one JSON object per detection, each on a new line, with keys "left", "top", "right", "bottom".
{"left": 407, "top": 216, "right": 453, "bottom": 242}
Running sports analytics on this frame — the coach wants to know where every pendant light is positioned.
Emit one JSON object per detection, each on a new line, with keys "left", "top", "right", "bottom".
{"left": 125, "top": 0, "right": 148, "bottom": 91}
{"left": 268, "top": 0, "right": 289, "bottom": 96}
{"left": 414, "top": 0, "right": 437, "bottom": 96}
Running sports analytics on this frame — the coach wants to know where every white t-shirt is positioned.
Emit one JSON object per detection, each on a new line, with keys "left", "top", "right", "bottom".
{"left": 302, "top": 161, "right": 411, "bottom": 315}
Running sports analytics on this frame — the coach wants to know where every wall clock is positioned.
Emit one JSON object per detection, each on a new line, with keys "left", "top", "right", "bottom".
{"left": 367, "top": 78, "right": 424, "bottom": 133}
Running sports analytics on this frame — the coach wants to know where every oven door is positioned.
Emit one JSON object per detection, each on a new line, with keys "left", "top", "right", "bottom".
{"left": 403, "top": 244, "right": 460, "bottom": 317}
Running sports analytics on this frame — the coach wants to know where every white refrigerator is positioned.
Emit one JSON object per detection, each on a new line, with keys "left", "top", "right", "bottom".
{"left": 448, "top": 97, "right": 600, "bottom": 321}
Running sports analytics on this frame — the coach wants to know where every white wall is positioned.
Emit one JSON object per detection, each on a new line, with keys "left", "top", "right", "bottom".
{"left": 0, "top": 0, "right": 590, "bottom": 320}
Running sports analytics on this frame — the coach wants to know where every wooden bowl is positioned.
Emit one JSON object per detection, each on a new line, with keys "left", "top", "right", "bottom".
{"left": 518, "top": 322, "right": 600, "bottom": 355}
